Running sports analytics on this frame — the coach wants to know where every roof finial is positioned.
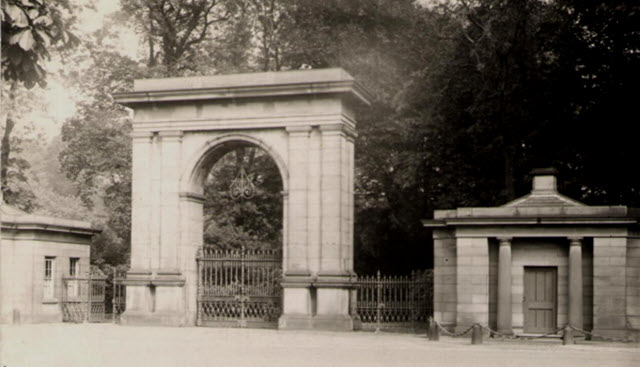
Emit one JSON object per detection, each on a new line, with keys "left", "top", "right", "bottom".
{"left": 530, "top": 167, "right": 558, "bottom": 193}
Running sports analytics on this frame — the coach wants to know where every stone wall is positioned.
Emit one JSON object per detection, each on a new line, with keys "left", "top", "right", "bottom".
{"left": 432, "top": 229, "right": 456, "bottom": 329}
{"left": 455, "top": 237, "right": 489, "bottom": 330}
{"left": 0, "top": 234, "right": 90, "bottom": 324}
{"left": 627, "top": 236, "right": 640, "bottom": 331}
{"left": 593, "top": 236, "right": 627, "bottom": 337}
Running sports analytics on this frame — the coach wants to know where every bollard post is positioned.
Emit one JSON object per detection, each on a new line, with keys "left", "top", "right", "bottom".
{"left": 562, "top": 326, "right": 574, "bottom": 345}
{"left": 428, "top": 317, "right": 439, "bottom": 341}
{"left": 471, "top": 324, "right": 483, "bottom": 345}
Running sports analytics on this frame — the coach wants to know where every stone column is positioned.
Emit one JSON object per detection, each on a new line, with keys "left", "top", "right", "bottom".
{"left": 152, "top": 131, "right": 186, "bottom": 325}
{"left": 319, "top": 125, "right": 343, "bottom": 273}
{"left": 284, "top": 126, "right": 311, "bottom": 274}
{"left": 568, "top": 237, "right": 583, "bottom": 329}
{"left": 122, "top": 131, "right": 154, "bottom": 324}
{"left": 497, "top": 237, "right": 513, "bottom": 334}
{"left": 279, "top": 126, "right": 313, "bottom": 329}
{"left": 159, "top": 131, "right": 183, "bottom": 271}
{"left": 129, "top": 131, "right": 153, "bottom": 270}
{"left": 313, "top": 124, "right": 352, "bottom": 331}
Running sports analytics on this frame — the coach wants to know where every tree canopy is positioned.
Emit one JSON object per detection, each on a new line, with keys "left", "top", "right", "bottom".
{"left": 4, "top": 0, "right": 639, "bottom": 273}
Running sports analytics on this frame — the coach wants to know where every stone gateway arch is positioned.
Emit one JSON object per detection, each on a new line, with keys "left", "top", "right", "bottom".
{"left": 113, "top": 68, "right": 371, "bottom": 330}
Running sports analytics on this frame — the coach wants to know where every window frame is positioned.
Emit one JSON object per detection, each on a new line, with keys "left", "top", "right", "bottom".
{"left": 69, "top": 257, "right": 79, "bottom": 277}
{"left": 43, "top": 256, "right": 56, "bottom": 300}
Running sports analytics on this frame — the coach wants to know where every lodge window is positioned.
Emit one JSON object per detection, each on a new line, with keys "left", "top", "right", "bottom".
{"left": 69, "top": 258, "right": 79, "bottom": 277}
{"left": 67, "top": 257, "right": 80, "bottom": 298}
{"left": 44, "top": 256, "right": 56, "bottom": 299}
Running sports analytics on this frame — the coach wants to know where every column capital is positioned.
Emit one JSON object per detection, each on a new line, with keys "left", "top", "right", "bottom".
{"left": 568, "top": 237, "right": 584, "bottom": 245}
{"left": 286, "top": 125, "right": 312, "bottom": 136}
{"left": 130, "top": 131, "right": 154, "bottom": 141}
{"left": 158, "top": 130, "right": 183, "bottom": 141}
{"left": 497, "top": 237, "right": 513, "bottom": 245}
{"left": 319, "top": 123, "right": 357, "bottom": 139}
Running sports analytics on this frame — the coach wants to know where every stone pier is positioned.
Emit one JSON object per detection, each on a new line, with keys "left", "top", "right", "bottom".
{"left": 114, "top": 68, "right": 371, "bottom": 329}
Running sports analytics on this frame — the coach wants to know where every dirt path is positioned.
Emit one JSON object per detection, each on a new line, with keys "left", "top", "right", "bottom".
{"left": 1, "top": 324, "right": 638, "bottom": 367}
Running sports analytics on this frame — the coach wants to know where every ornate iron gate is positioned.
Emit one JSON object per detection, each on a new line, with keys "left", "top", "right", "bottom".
{"left": 196, "top": 246, "right": 282, "bottom": 328}
{"left": 112, "top": 269, "right": 127, "bottom": 322}
{"left": 354, "top": 270, "right": 433, "bottom": 331}
{"left": 61, "top": 268, "right": 107, "bottom": 323}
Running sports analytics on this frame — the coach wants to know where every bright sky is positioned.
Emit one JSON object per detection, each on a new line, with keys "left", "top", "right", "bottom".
{"left": 37, "top": 0, "right": 138, "bottom": 139}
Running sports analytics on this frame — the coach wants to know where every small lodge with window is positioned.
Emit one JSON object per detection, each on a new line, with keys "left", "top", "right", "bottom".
{"left": 0, "top": 204, "right": 100, "bottom": 324}
{"left": 423, "top": 169, "right": 640, "bottom": 340}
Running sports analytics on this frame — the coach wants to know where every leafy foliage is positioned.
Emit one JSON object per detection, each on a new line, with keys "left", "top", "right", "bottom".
{"left": 1, "top": 0, "right": 79, "bottom": 88}
{"left": 5, "top": 0, "right": 637, "bottom": 274}
{"left": 120, "top": 0, "right": 238, "bottom": 73}
{"left": 203, "top": 148, "right": 283, "bottom": 250}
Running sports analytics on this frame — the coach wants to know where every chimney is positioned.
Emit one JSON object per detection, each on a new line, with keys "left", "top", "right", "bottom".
{"left": 530, "top": 167, "right": 559, "bottom": 194}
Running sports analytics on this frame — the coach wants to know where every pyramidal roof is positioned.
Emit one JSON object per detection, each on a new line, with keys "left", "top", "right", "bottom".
{"left": 503, "top": 168, "right": 585, "bottom": 208}
{"left": 1, "top": 202, "right": 100, "bottom": 235}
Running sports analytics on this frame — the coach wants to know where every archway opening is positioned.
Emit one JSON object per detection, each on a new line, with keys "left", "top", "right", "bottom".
{"left": 194, "top": 140, "right": 284, "bottom": 328}
{"left": 202, "top": 143, "right": 283, "bottom": 251}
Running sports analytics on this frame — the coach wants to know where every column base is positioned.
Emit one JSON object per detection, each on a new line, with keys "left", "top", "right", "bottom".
{"left": 278, "top": 314, "right": 314, "bottom": 329}
{"left": 277, "top": 314, "right": 355, "bottom": 331}
{"left": 591, "top": 328, "right": 638, "bottom": 342}
{"left": 312, "top": 314, "right": 354, "bottom": 331}
{"left": 497, "top": 328, "right": 514, "bottom": 335}
{"left": 119, "top": 309, "right": 186, "bottom": 327}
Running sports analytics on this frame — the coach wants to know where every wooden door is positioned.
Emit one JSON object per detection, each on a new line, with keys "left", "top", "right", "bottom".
{"left": 523, "top": 267, "right": 557, "bottom": 333}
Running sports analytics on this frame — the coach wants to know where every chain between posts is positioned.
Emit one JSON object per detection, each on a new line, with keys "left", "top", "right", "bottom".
{"left": 431, "top": 320, "right": 638, "bottom": 343}
{"left": 435, "top": 321, "right": 477, "bottom": 337}
{"left": 568, "top": 325, "right": 638, "bottom": 343}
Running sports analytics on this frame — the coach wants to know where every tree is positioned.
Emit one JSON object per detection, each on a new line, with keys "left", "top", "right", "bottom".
{"left": 406, "top": 0, "right": 640, "bottom": 209}
{"left": 1, "top": 0, "right": 79, "bottom": 207}
{"left": 120, "top": 0, "right": 237, "bottom": 74}
{"left": 1, "top": 0, "right": 79, "bottom": 88}
{"left": 203, "top": 148, "right": 283, "bottom": 250}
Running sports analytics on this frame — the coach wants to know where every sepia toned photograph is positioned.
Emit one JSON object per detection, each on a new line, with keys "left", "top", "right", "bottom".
{"left": 1, "top": 0, "right": 639, "bottom": 366}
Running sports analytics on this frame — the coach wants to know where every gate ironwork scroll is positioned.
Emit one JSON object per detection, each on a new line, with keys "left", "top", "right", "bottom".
{"left": 61, "top": 267, "right": 107, "bottom": 323}
{"left": 354, "top": 270, "right": 433, "bottom": 331}
{"left": 196, "top": 246, "right": 282, "bottom": 328}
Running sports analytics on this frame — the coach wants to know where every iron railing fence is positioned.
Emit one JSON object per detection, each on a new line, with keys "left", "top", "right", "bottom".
{"left": 197, "top": 246, "right": 283, "bottom": 328}
{"left": 353, "top": 270, "right": 433, "bottom": 332}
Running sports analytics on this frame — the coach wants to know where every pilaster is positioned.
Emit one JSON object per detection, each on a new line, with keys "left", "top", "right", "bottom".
{"left": 285, "top": 125, "right": 311, "bottom": 274}
{"left": 456, "top": 237, "right": 489, "bottom": 331}
{"left": 319, "top": 124, "right": 345, "bottom": 274}
{"left": 159, "top": 131, "right": 183, "bottom": 271}
{"left": 593, "top": 236, "right": 627, "bottom": 336}
{"left": 130, "top": 131, "right": 153, "bottom": 270}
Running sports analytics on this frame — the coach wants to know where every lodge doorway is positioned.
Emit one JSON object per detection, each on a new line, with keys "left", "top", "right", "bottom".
{"left": 523, "top": 267, "right": 557, "bottom": 334}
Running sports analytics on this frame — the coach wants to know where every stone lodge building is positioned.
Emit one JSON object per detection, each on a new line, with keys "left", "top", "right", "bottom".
{"left": 0, "top": 204, "right": 100, "bottom": 324}
{"left": 423, "top": 169, "right": 640, "bottom": 340}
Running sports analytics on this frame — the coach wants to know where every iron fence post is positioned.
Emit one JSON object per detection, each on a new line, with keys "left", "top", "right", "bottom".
{"left": 110, "top": 266, "right": 114, "bottom": 323}
{"left": 411, "top": 270, "right": 415, "bottom": 332}
{"left": 240, "top": 246, "right": 246, "bottom": 328}
{"left": 196, "top": 250, "right": 202, "bottom": 326}
{"left": 376, "top": 270, "right": 381, "bottom": 333}
{"left": 85, "top": 271, "right": 92, "bottom": 323}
